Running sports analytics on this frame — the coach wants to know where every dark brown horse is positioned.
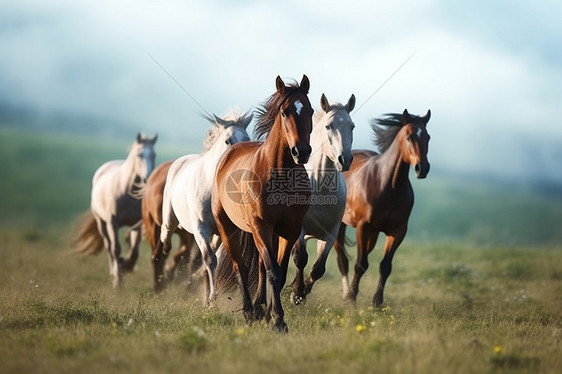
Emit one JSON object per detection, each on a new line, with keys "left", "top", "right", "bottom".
{"left": 213, "top": 75, "right": 313, "bottom": 332}
{"left": 141, "top": 161, "right": 198, "bottom": 293}
{"left": 334, "top": 109, "right": 431, "bottom": 307}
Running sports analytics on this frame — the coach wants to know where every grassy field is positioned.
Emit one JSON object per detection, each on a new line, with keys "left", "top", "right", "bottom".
{"left": 1, "top": 128, "right": 561, "bottom": 373}
{"left": 1, "top": 229, "right": 560, "bottom": 374}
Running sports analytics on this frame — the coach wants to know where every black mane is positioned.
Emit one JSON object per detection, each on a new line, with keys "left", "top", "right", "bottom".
{"left": 253, "top": 82, "right": 302, "bottom": 141}
{"left": 370, "top": 112, "right": 426, "bottom": 153}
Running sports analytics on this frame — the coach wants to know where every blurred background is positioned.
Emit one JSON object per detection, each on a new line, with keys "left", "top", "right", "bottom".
{"left": 1, "top": 0, "right": 561, "bottom": 246}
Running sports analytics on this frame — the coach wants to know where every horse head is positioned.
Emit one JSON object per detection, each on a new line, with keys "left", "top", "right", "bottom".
{"left": 318, "top": 93, "right": 356, "bottom": 171}
{"left": 135, "top": 132, "right": 157, "bottom": 181}
{"left": 400, "top": 109, "right": 431, "bottom": 178}
{"left": 204, "top": 110, "right": 252, "bottom": 152}
{"left": 276, "top": 75, "right": 313, "bottom": 165}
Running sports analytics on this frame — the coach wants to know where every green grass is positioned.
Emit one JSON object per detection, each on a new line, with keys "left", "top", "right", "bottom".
{"left": 0, "top": 228, "right": 561, "bottom": 374}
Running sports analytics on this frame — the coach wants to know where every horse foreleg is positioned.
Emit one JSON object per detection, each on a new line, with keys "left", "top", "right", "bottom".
{"left": 303, "top": 236, "right": 333, "bottom": 297}
{"left": 254, "top": 227, "right": 288, "bottom": 333}
{"left": 252, "top": 258, "right": 267, "bottom": 321}
{"left": 215, "top": 209, "right": 254, "bottom": 324}
{"left": 159, "top": 204, "right": 179, "bottom": 255}
{"left": 168, "top": 231, "right": 196, "bottom": 285}
{"left": 193, "top": 226, "right": 218, "bottom": 307}
{"left": 349, "top": 225, "right": 378, "bottom": 302}
{"left": 290, "top": 231, "right": 307, "bottom": 305}
{"left": 106, "top": 218, "right": 122, "bottom": 290}
{"left": 122, "top": 220, "right": 142, "bottom": 273}
{"left": 334, "top": 223, "right": 351, "bottom": 300}
{"left": 373, "top": 228, "right": 406, "bottom": 307}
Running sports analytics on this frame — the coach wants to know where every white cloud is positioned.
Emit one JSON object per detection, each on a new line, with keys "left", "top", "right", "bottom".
{"left": 0, "top": 0, "right": 561, "bottom": 182}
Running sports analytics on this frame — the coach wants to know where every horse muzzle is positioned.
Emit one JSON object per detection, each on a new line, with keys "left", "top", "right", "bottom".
{"left": 338, "top": 154, "right": 354, "bottom": 172}
{"left": 415, "top": 162, "right": 430, "bottom": 179}
{"left": 291, "top": 144, "right": 312, "bottom": 165}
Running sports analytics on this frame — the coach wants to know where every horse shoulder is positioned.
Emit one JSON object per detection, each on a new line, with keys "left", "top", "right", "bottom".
{"left": 92, "top": 160, "right": 123, "bottom": 185}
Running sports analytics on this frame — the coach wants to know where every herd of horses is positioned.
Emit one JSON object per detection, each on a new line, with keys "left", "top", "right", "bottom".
{"left": 74, "top": 75, "right": 431, "bottom": 332}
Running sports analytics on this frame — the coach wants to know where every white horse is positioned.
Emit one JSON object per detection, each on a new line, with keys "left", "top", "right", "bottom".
{"left": 289, "top": 94, "right": 355, "bottom": 304}
{"left": 159, "top": 110, "right": 252, "bottom": 305}
{"left": 74, "top": 132, "right": 157, "bottom": 289}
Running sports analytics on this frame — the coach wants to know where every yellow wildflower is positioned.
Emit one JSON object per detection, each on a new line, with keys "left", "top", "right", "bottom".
{"left": 493, "top": 345, "right": 504, "bottom": 355}
{"left": 355, "top": 324, "right": 367, "bottom": 333}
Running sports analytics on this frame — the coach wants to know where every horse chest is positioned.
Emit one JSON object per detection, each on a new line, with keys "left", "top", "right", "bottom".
{"left": 115, "top": 194, "right": 142, "bottom": 225}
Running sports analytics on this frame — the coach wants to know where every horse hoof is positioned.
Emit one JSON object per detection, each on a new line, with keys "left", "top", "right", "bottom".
{"left": 290, "top": 292, "right": 306, "bottom": 305}
{"left": 253, "top": 304, "right": 266, "bottom": 320}
{"left": 273, "top": 322, "right": 288, "bottom": 333}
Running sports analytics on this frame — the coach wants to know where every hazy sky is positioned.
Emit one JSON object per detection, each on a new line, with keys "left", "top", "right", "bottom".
{"left": 1, "top": 0, "right": 561, "bottom": 183}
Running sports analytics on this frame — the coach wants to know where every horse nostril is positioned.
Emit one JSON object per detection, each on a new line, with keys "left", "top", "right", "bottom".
{"left": 291, "top": 146, "right": 299, "bottom": 157}
{"left": 415, "top": 164, "right": 421, "bottom": 174}
{"left": 338, "top": 155, "right": 344, "bottom": 165}
{"left": 307, "top": 145, "right": 312, "bottom": 155}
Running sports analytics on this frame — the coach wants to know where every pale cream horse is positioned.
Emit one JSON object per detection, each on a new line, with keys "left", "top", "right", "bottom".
{"left": 74, "top": 133, "right": 157, "bottom": 289}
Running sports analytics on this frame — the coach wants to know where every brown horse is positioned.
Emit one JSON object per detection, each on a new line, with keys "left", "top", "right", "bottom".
{"left": 141, "top": 161, "right": 199, "bottom": 293}
{"left": 334, "top": 109, "right": 431, "bottom": 307}
{"left": 213, "top": 75, "right": 313, "bottom": 332}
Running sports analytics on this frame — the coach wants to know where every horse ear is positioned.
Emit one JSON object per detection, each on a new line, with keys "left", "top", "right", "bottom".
{"left": 214, "top": 114, "right": 227, "bottom": 127}
{"left": 136, "top": 132, "right": 143, "bottom": 143}
{"left": 151, "top": 134, "right": 158, "bottom": 144}
{"left": 300, "top": 75, "right": 310, "bottom": 93}
{"left": 346, "top": 94, "right": 356, "bottom": 113}
{"left": 402, "top": 109, "right": 411, "bottom": 124}
{"left": 423, "top": 109, "right": 431, "bottom": 125}
{"left": 241, "top": 112, "right": 253, "bottom": 128}
{"left": 276, "top": 76, "right": 285, "bottom": 94}
{"left": 320, "top": 93, "right": 330, "bottom": 112}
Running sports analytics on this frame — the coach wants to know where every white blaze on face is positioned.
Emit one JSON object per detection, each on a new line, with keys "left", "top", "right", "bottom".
{"left": 294, "top": 100, "right": 303, "bottom": 116}
{"left": 416, "top": 127, "right": 423, "bottom": 139}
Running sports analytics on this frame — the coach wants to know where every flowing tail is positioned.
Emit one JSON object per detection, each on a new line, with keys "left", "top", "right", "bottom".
{"left": 72, "top": 210, "right": 104, "bottom": 255}
{"left": 216, "top": 230, "right": 260, "bottom": 296}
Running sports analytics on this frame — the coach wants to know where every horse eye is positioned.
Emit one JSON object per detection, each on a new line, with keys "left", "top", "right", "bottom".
{"left": 225, "top": 140, "right": 230, "bottom": 145}
{"left": 281, "top": 111, "right": 286, "bottom": 118}
{"left": 325, "top": 125, "right": 331, "bottom": 130}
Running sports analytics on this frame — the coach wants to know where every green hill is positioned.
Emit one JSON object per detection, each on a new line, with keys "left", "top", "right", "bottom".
{"left": 1, "top": 128, "right": 561, "bottom": 246}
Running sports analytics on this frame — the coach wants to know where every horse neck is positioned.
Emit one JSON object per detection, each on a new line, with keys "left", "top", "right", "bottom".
{"left": 261, "top": 118, "right": 293, "bottom": 169}
{"left": 378, "top": 134, "right": 411, "bottom": 190}
{"left": 121, "top": 146, "right": 144, "bottom": 195}
{"left": 309, "top": 120, "right": 337, "bottom": 177}
{"left": 202, "top": 138, "right": 229, "bottom": 175}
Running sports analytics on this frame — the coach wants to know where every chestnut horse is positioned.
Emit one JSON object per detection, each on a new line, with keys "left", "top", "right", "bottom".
{"left": 334, "top": 109, "right": 431, "bottom": 307}
{"left": 142, "top": 160, "right": 199, "bottom": 293}
{"left": 213, "top": 75, "right": 313, "bottom": 332}
{"left": 74, "top": 133, "right": 157, "bottom": 289}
